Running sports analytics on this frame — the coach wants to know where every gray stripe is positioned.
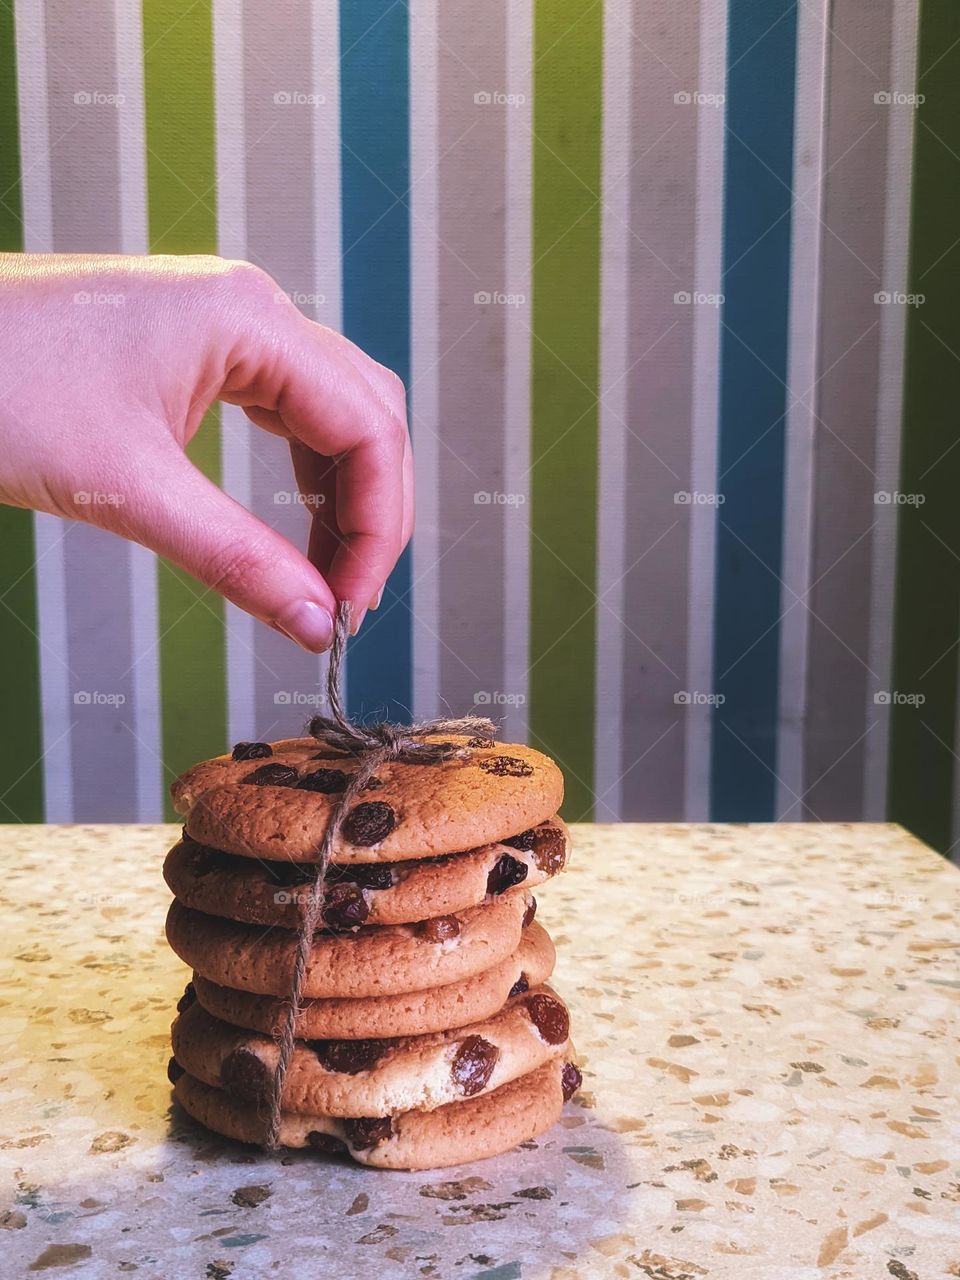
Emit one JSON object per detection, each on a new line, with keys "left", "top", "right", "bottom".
{"left": 803, "top": 1, "right": 892, "bottom": 819}
{"left": 242, "top": 0, "right": 324, "bottom": 733}
{"left": 44, "top": 0, "right": 137, "bottom": 819}
{"left": 436, "top": 0, "right": 508, "bottom": 715}
{"left": 619, "top": 0, "right": 701, "bottom": 818}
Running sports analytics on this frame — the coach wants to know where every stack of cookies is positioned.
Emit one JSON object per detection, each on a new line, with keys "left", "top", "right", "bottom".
{"left": 163, "top": 734, "right": 580, "bottom": 1170}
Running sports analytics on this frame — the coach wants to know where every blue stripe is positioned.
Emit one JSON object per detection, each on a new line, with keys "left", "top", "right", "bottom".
{"left": 710, "top": 0, "right": 799, "bottom": 819}
{"left": 339, "top": 0, "right": 412, "bottom": 720}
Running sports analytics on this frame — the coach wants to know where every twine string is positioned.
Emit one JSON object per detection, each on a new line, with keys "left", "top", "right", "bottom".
{"left": 264, "top": 601, "right": 495, "bottom": 1150}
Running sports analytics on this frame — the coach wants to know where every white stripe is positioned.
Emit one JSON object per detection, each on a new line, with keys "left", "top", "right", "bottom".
{"left": 15, "top": 0, "right": 73, "bottom": 819}
{"left": 409, "top": 0, "right": 439, "bottom": 719}
{"left": 309, "top": 0, "right": 342, "bottom": 700}
{"left": 865, "top": 0, "right": 919, "bottom": 820}
{"left": 32, "top": 516, "right": 73, "bottom": 821}
{"left": 593, "top": 0, "right": 632, "bottom": 819}
{"left": 113, "top": 0, "right": 147, "bottom": 254}
{"left": 684, "top": 0, "right": 728, "bottom": 819}
{"left": 502, "top": 0, "right": 533, "bottom": 743}
{"left": 776, "top": 0, "right": 830, "bottom": 818}
{"left": 212, "top": 0, "right": 256, "bottom": 745}
{"left": 13, "top": 0, "right": 52, "bottom": 252}
{"left": 114, "top": 0, "right": 163, "bottom": 818}
{"left": 311, "top": 0, "right": 342, "bottom": 336}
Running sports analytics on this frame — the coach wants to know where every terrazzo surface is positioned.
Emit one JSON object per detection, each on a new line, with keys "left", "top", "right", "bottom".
{"left": 1, "top": 822, "right": 958, "bottom": 1278}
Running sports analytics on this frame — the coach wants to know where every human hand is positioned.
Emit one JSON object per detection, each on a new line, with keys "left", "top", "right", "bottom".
{"left": 0, "top": 253, "right": 413, "bottom": 651}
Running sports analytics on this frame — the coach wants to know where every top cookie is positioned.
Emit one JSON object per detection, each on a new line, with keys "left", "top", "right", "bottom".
{"left": 174, "top": 735, "right": 564, "bottom": 862}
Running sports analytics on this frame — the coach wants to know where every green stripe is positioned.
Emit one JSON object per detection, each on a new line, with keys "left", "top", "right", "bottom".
{"left": 889, "top": 0, "right": 960, "bottom": 854}
{"left": 0, "top": 7, "right": 44, "bottom": 821}
{"left": 143, "top": 0, "right": 226, "bottom": 814}
{"left": 529, "top": 0, "right": 602, "bottom": 819}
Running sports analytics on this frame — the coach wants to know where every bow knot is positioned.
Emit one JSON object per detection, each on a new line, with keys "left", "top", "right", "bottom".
{"left": 306, "top": 711, "right": 497, "bottom": 765}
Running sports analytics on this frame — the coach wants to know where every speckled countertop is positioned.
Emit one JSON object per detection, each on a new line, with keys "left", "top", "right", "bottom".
{"left": 1, "top": 823, "right": 958, "bottom": 1279}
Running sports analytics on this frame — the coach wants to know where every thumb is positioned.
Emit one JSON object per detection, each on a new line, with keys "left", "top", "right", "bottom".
{"left": 116, "top": 444, "right": 336, "bottom": 652}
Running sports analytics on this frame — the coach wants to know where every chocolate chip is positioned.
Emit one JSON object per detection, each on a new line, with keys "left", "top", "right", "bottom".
{"left": 361, "top": 775, "right": 384, "bottom": 791}
{"left": 509, "top": 973, "right": 529, "bottom": 998}
{"left": 242, "top": 763, "right": 299, "bottom": 787}
{"left": 522, "top": 896, "right": 537, "bottom": 928}
{"left": 339, "top": 862, "right": 395, "bottom": 891}
{"left": 311, "top": 1039, "right": 385, "bottom": 1073}
{"left": 418, "top": 915, "right": 461, "bottom": 942}
{"left": 502, "top": 828, "right": 537, "bottom": 851}
{"left": 220, "top": 1047, "right": 270, "bottom": 1103}
{"left": 467, "top": 736, "right": 494, "bottom": 748}
{"left": 526, "top": 993, "right": 569, "bottom": 1045}
{"left": 177, "top": 982, "right": 197, "bottom": 1013}
{"left": 342, "top": 800, "right": 397, "bottom": 846}
{"left": 311, "top": 749, "right": 350, "bottom": 761}
{"left": 167, "top": 1056, "right": 185, "bottom": 1084}
{"left": 322, "top": 882, "right": 369, "bottom": 931}
{"left": 530, "top": 824, "right": 566, "bottom": 875}
{"left": 561, "top": 1061, "right": 582, "bottom": 1102}
{"left": 264, "top": 860, "right": 315, "bottom": 888}
{"left": 306, "top": 1130, "right": 349, "bottom": 1156}
{"left": 486, "top": 853, "right": 528, "bottom": 896}
{"left": 478, "top": 755, "right": 534, "bottom": 778}
{"left": 296, "top": 768, "right": 349, "bottom": 793}
{"left": 344, "top": 1116, "right": 393, "bottom": 1150}
{"left": 232, "top": 741, "right": 272, "bottom": 761}
{"left": 451, "top": 1035, "right": 500, "bottom": 1096}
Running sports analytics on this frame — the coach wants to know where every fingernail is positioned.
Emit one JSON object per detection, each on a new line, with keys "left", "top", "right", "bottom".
{"left": 350, "top": 607, "right": 367, "bottom": 636}
{"left": 369, "top": 588, "right": 383, "bottom": 611}
{"left": 276, "top": 601, "right": 334, "bottom": 653}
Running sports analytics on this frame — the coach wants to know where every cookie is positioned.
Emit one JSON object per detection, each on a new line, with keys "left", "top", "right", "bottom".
{"left": 172, "top": 1055, "right": 579, "bottom": 1170}
{"left": 176, "top": 735, "right": 564, "bottom": 862}
{"left": 165, "top": 892, "right": 529, "bottom": 999}
{"left": 188, "top": 919, "right": 556, "bottom": 1038}
{"left": 172, "top": 984, "right": 570, "bottom": 1116}
{"left": 163, "top": 819, "right": 569, "bottom": 928}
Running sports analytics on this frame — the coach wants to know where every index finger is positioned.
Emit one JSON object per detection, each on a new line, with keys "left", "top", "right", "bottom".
{"left": 222, "top": 299, "right": 409, "bottom": 609}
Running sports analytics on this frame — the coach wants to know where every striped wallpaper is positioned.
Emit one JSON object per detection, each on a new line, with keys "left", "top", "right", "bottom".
{"left": 0, "top": 1, "right": 958, "bottom": 854}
